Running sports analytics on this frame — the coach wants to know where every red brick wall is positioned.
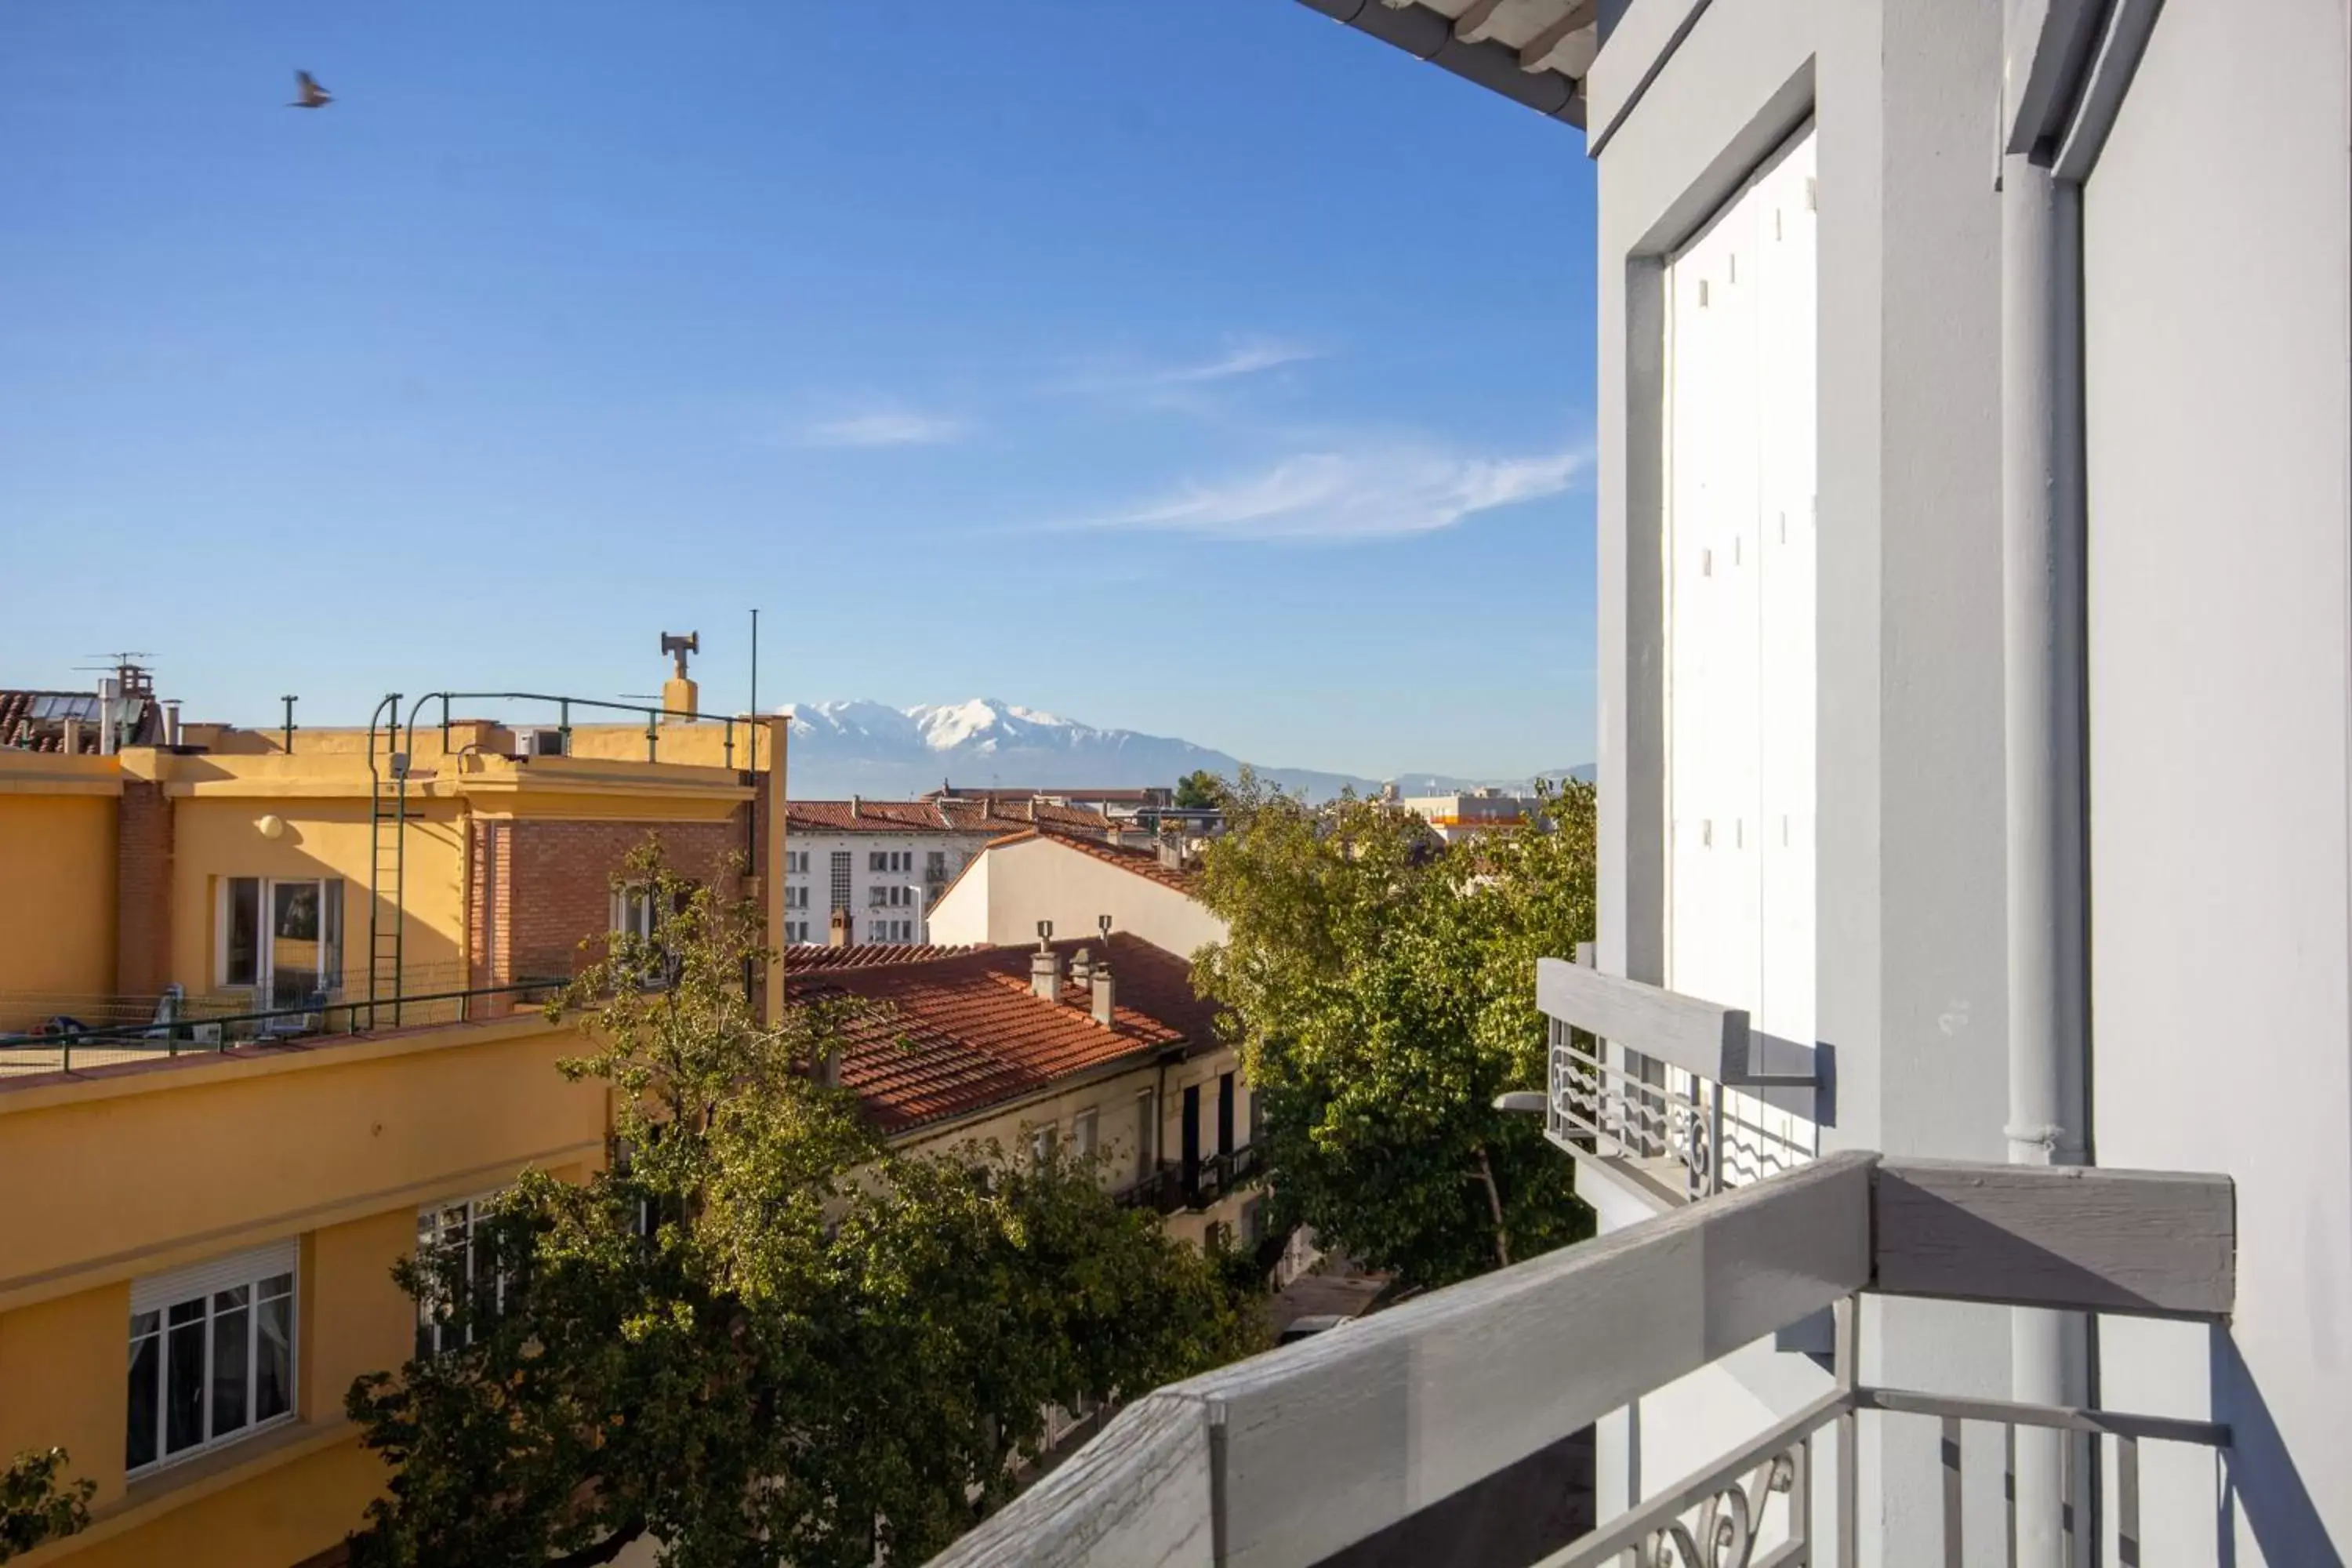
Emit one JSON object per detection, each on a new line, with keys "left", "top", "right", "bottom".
{"left": 114, "top": 781, "right": 172, "bottom": 996}
{"left": 503, "top": 815, "right": 750, "bottom": 980}
{"left": 468, "top": 818, "right": 513, "bottom": 989}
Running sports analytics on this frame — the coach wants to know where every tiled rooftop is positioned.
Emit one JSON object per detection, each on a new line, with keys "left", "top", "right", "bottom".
{"left": 786, "top": 942, "right": 989, "bottom": 971}
{"left": 785, "top": 797, "right": 1112, "bottom": 837}
{"left": 0, "top": 689, "right": 163, "bottom": 755}
{"left": 790, "top": 934, "right": 1220, "bottom": 1133}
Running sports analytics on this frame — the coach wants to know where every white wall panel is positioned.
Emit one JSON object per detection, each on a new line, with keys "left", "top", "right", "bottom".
{"left": 1664, "top": 129, "right": 1817, "bottom": 1105}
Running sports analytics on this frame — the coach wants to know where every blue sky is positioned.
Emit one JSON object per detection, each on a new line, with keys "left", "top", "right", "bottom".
{"left": 0, "top": 1, "right": 1597, "bottom": 780}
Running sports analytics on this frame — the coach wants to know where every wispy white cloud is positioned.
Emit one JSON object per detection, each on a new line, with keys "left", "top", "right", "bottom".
{"left": 1138, "top": 336, "right": 1324, "bottom": 386}
{"left": 1060, "top": 446, "right": 1585, "bottom": 543}
{"left": 799, "top": 405, "right": 969, "bottom": 448}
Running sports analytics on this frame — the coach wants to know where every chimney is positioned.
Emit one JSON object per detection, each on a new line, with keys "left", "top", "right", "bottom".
{"left": 1091, "top": 958, "right": 1116, "bottom": 1027}
{"left": 96, "top": 678, "right": 119, "bottom": 756}
{"left": 162, "top": 700, "right": 182, "bottom": 747}
{"left": 829, "top": 909, "right": 852, "bottom": 948}
{"left": 1157, "top": 837, "right": 1188, "bottom": 873}
{"left": 850, "top": 794, "right": 861, "bottom": 819}
{"left": 1070, "top": 947, "right": 1094, "bottom": 986}
{"left": 60, "top": 717, "right": 82, "bottom": 755}
{"left": 1029, "top": 920, "right": 1062, "bottom": 1000}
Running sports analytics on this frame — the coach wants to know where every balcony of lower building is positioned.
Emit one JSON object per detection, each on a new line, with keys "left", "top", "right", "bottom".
{"left": 1116, "top": 1144, "right": 1263, "bottom": 1218}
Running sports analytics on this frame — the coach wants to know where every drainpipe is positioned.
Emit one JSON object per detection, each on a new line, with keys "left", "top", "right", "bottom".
{"left": 2001, "top": 149, "right": 2091, "bottom": 1566}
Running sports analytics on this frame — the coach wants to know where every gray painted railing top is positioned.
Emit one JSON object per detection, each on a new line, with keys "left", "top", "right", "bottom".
{"left": 925, "top": 1152, "right": 2234, "bottom": 1568}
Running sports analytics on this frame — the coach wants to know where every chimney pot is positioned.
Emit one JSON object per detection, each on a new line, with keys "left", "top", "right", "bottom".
{"left": 1071, "top": 947, "right": 1094, "bottom": 985}
{"left": 1091, "top": 961, "right": 1116, "bottom": 1027}
{"left": 829, "top": 909, "right": 852, "bottom": 948}
{"left": 1031, "top": 944, "right": 1064, "bottom": 1001}
{"left": 851, "top": 794, "right": 860, "bottom": 819}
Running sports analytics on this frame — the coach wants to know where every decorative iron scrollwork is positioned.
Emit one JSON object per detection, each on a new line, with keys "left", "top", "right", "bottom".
{"left": 1635, "top": 1450, "right": 1798, "bottom": 1568}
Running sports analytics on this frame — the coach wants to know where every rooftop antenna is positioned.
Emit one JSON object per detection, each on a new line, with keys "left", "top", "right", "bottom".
{"left": 749, "top": 607, "right": 760, "bottom": 775}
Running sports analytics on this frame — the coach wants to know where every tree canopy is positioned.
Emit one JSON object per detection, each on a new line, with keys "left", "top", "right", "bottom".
{"left": 0, "top": 1449, "right": 91, "bottom": 1563}
{"left": 347, "top": 841, "right": 1261, "bottom": 1568}
{"left": 1192, "top": 774, "right": 1596, "bottom": 1290}
{"left": 1172, "top": 770, "right": 1226, "bottom": 811}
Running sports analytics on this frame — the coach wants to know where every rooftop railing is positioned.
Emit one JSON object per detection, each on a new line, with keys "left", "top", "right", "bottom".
{"left": 925, "top": 1152, "right": 2237, "bottom": 1568}
{"left": 0, "top": 975, "right": 567, "bottom": 1080}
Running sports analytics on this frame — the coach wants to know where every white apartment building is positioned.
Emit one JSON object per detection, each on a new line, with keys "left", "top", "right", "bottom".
{"left": 935, "top": 2, "right": 2349, "bottom": 1566}
{"left": 1391, "top": 785, "right": 1542, "bottom": 845}
{"left": 781, "top": 797, "right": 1112, "bottom": 946}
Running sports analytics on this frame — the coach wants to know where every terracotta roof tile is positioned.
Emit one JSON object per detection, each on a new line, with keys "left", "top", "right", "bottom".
{"left": 786, "top": 942, "right": 988, "bottom": 971}
{"left": 784, "top": 798, "right": 1111, "bottom": 836}
{"left": 789, "top": 934, "right": 1219, "bottom": 1133}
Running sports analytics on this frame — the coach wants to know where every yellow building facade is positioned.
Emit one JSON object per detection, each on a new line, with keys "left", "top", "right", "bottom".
{"left": 0, "top": 710, "right": 788, "bottom": 1567}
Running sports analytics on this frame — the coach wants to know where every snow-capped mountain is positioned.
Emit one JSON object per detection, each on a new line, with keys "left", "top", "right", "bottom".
{"left": 782, "top": 698, "right": 1587, "bottom": 801}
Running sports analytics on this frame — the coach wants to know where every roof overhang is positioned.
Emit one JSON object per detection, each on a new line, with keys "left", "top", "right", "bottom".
{"left": 1294, "top": 0, "right": 1596, "bottom": 128}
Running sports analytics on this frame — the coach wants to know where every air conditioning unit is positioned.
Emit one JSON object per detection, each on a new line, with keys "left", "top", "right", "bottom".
{"left": 514, "top": 728, "right": 568, "bottom": 757}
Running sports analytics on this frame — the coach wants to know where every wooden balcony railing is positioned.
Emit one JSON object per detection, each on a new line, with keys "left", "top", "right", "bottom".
{"left": 925, "top": 1152, "right": 2235, "bottom": 1568}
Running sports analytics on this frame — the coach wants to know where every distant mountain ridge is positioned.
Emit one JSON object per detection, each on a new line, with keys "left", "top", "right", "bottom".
{"left": 782, "top": 698, "right": 1588, "bottom": 803}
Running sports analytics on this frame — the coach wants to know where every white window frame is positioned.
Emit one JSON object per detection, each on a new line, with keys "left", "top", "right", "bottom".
{"left": 1073, "top": 1108, "right": 1099, "bottom": 1160}
{"left": 216, "top": 877, "right": 346, "bottom": 999}
{"left": 415, "top": 1191, "right": 510, "bottom": 1360}
{"left": 127, "top": 1240, "right": 299, "bottom": 1477}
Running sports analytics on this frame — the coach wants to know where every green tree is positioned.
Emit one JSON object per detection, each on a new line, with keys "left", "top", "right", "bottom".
{"left": 347, "top": 841, "right": 1261, "bottom": 1568}
{"left": 0, "top": 1449, "right": 92, "bottom": 1563}
{"left": 1192, "top": 773, "right": 1595, "bottom": 1290}
{"left": 1173, "top": 769, "right": 1226, "bottom": 811}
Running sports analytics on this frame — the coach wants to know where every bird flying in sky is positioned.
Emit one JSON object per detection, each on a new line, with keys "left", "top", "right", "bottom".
{"left": 289, "top": 71, "right": 332, "bottom": 109}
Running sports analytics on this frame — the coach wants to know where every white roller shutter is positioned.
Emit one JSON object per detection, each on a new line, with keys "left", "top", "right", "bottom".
{"left": 131, "top": 1237, "right": 299, "bottom": 1317}
{"left": 1664, "top": 128, "right": 1817, "bottom": 1152}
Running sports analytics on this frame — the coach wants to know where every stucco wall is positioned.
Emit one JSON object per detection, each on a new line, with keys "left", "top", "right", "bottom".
{"left": 2082, "top": 0, "right": 2352, "bottom": 1559}
{"left": 1590, "top": 0, "right": 2010, "bottom": 1557}
{"left": 0, "top": 786, "right": 117, "bottom": 1029}
{"left": 926, "top": 838, "right": 1225, "bottom": 960}
{"left": 0, "top": 1017, "right": 607, "bottom": 1308}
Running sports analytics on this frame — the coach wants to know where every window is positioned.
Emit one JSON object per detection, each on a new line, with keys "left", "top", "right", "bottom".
{"left": 128, "top": 1242, "right": 296, "bottom": 1475}
{"left": 1073, "top": 1108, "right": 1098, "bottom": 1160}
{"left": 1030, "top": 1125, "right": 1058, "bottom": 1171}
{"left": 219, "top": 878, "right": 344, "bottom": 1007}
{"left": 867, "top": 849, "right": 912, "bottom": 874}
{"left": 925, "top": 851, "right": 948, "bottom": 880}
{"left": 613, "top": 885, "right": 660, "bottom": 944}
{"left": 786, "top": 885, "right": 809, "bottom": 910}
{"left": 829, "top": 851, "right": 851, "bottom": 912}
{"left": 869, "top": 918, "right": 912, "bottom": 943}
{"left": 786, "top": 851, "right": 808, "bottom": 874}
{"left": 786, "top": 920, "right": 811, "bottom": 944}
{"left": 1134, "top": 1089, "right": 1157, "bottom": 1184}
{"left": 868, "top": 884, "right": 912, "bottom": 909}
{"left": 416, "top": 1194, "right": 509, "bottom": 1360}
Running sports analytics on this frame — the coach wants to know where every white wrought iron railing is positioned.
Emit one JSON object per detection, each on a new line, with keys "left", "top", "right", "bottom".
{"left": 1540, "top": 951, "right": 1820, "bottom": 1201}
{"left": 924, "top": 1152, "right": 2237, "bottom": 1568}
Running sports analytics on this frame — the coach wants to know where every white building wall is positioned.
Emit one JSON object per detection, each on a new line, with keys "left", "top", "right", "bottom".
{"left": 782, "top": 830, "right": 988, "bottom": 946}
{"left": 924, "top": 837, "right": 1227, "bottom": 960}
{"left": 2082, "top": 1, "right": 2352, "bottom": 1559}
{"left": 1592, "top": 0, "right": 2012, "bottom": 1559}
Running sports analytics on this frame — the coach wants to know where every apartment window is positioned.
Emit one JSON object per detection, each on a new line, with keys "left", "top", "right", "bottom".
{"left": 786, "top": 920, "right": 811, "bottom": 944}
{"left": 1073, "top": 1108, "right": 1098, "bottom": 1160}
{"left": 829, "top": 851, "right": 851, "bottom": 912}
{"left": 1134, "top": 1089, "right": 1157, "bottom": 1184}
{"left": 786, "top": 851, "right": 809, "bottom": 875}
{"left": 868, "top": 884, "right": 912, "bottom": 909}
{"left": 925, "top": 851, "right": 948, "bottom": 880}
{"left": 416, "top": 1194, "right": 509, "bottom": 1360}
{"left": 867, "top": 849, "right": 913, "bottom": 874}
{"left": 219, "top": 878, "right": 344, "bottom": 1007}
{"left": 127, "top": 1240, "right": 297, "bottom": 1475}
{"left": 869, "top": 918, "right": 913, "bottom": 943}
{"left": 786, "top": 885, "right": 809, "bottom": 910}
{"left": 1030, "top": 1125, "right": 1058, "bottom": 1171}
